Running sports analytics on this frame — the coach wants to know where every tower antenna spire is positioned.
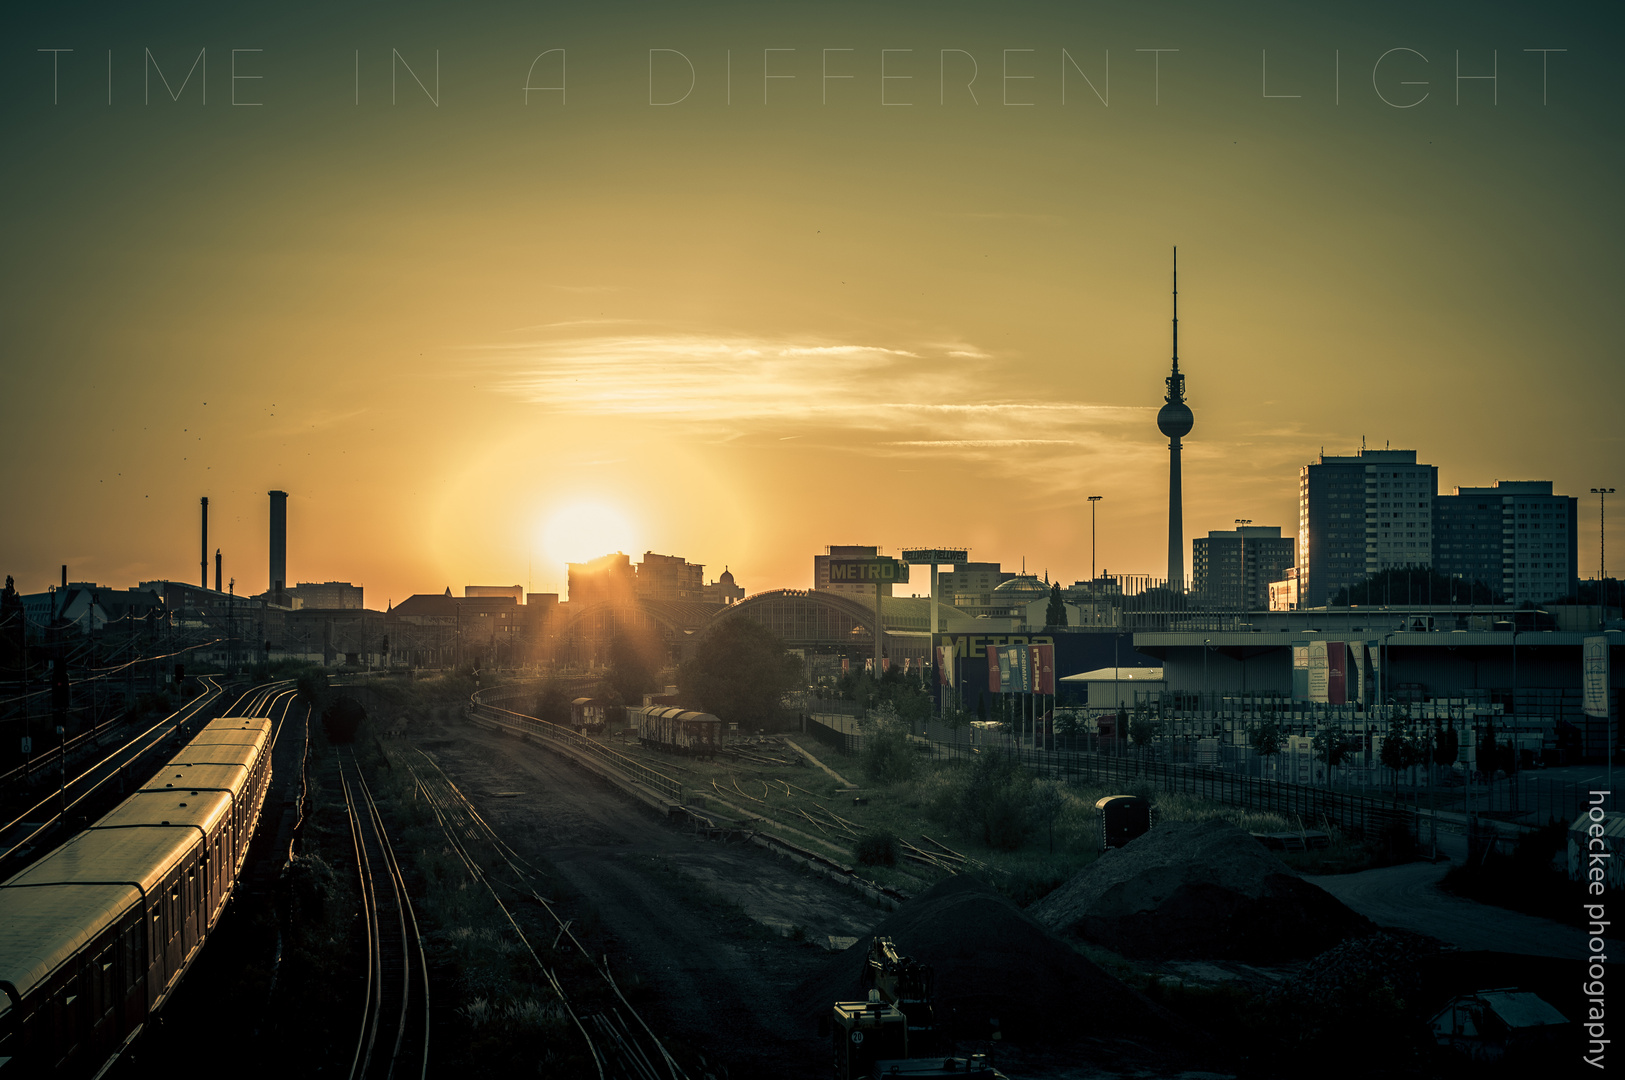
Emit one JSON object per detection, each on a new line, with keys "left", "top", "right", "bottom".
{"left": 1156, "top": 246, "right": 1194, "bottom": 591}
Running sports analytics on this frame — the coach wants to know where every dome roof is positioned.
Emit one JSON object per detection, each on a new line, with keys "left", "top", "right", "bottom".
{"left": 992, "top": 574, "right": 1050, "bottom": 600}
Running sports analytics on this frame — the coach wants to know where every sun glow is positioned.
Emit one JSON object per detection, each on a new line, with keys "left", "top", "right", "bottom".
{"left": 539, "top": 501, "right": 638, "bottom": 567}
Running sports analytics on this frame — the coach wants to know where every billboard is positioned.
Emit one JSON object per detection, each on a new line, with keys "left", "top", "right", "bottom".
{"left": 1584, "top": 636, "right": 1611, "bottom": 718}
{"left": 828, "top": 557, "right": 909, "bottom": 585}
{"left": 900, "top": 548, "right": 968, "bottom": 564}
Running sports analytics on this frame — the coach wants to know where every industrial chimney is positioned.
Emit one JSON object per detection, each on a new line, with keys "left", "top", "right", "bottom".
{"left": 215, "top": 549, "right": 223, "bottom": 593}
{"left": 200, "top": 497, "right": 209, "bottom": 590}
{"left": 269, "top": 490, "right": 288, "bottom": 601}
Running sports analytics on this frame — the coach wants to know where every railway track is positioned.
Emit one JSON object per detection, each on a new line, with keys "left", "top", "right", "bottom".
{"left": 339, "top": 750, "right": 430, "bottom": 1080}
{"left": 400, "top": 746, "right": 691, "bottom": 1080}
{"left": 0, "top": 677, "right": 302, "bottom": 873}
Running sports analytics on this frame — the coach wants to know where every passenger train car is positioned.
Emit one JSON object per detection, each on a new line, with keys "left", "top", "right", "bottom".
{"left": 628, "top": 705, "right": 722, "bottom": 758}
{"left": 0, "top": 716, "right": 273, "bottom": 1076}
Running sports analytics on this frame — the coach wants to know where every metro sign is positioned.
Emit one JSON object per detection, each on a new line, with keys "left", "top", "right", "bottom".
{"left": 829, "top": 557, "right": 910, "bottom": 584}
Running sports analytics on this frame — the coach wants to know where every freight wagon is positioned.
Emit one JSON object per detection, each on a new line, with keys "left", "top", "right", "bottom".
{"left": 629, "top": 705, "right": 721, "bottom": 758}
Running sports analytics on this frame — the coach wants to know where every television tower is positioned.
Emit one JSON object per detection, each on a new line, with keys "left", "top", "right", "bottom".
{"left": 1156, "top": 248, "right": 1194, "bottom": 591}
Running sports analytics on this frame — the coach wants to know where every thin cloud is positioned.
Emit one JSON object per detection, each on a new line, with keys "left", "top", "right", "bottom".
{"left": 476, "top": 330, "right": 1139, "bottom": 460}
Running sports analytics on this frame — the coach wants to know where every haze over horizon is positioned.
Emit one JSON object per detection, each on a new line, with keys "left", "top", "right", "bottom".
{"left": 4, "top": 1, "right": 1621, "bottom": 607}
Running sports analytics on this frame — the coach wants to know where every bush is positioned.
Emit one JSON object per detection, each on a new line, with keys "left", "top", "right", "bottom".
{"left": 958, "top": 752, "right": 1035, "bottom": 851}
{"left": 855, "top": 832, "right": 899, "bottom": 867}
{"left": 860, "top": 709, "right": 917, "bottom": 785}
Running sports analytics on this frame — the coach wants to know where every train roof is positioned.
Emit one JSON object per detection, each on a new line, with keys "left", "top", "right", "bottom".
{"left": 186, "top": 718, "right": 272, "bottom": 748}
{"left": 0, "top": 882, "right": 142, "bottom": 1002}
{"left": 202, "top": 716, "right": 274, "bottom": 735}
{"left": 638, "top": 706, "right": 721, "bottom": 724}
{"left": 95, "top": 789, "right": 233, "bottom": 836}
{"left": 3, "top": 823, "right": 203, "bottom": 895}
{"left": 141, "top": 762, "right": 252, "bottom": 795}
{"left": 167, "top": 742, "right": 261, "bottom": 771}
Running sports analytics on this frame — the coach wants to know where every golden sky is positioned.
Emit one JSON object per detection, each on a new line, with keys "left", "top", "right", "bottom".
{"left": 3, "top": 1, "right": 1621, "bottom": 605}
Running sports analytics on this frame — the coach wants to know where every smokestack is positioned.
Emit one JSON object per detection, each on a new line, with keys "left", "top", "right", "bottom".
{"left": 200, "top": 497, "right": 209, "bottom": 590}
{"left": 61, "top": 565, "right": 67, "bottom": 588}
{"left": 215, "top": 549, "right": 223, "bottom": 593}
{"left": 269, "top": 490, "right": 288, "bottom": 601}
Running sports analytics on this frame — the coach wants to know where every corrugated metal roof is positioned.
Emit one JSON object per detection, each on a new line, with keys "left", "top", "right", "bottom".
{"left": 0, "top": 883, "right": 141, "bottom": 1001}
{"left": 1570, "top": 810, "right": 1625, "bottom": 840}
{"left": 1479, "top": 990, "right": 1568, "bottom": 1029}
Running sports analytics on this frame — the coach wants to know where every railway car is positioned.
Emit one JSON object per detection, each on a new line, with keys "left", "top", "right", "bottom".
{"left": 0, "top": 716, "right": 273, "bottom": 1076}
{"left": 629, "top": 705, "right": 721, "bottom": 758}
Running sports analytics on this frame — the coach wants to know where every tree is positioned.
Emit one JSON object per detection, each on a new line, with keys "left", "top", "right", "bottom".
{"left": 534, "top": 681, "right": 572, "bottom": 726}
{"left": 1249, "top": 718, "right": 1283, "bottom": 775}
{"left": 1381, "top": 722, "right": 1430, "bottom": 796}
{"left": 604, "top": 629, "right": 660, "bottom": 708}
{"left": 1045, "top": 582, "right": 1068, "bottom": 627}
{"left": 1128, "top": 707, "right": 1163, "bottom": 761}
{"left": 1312, "top": 725, "right": 1351, "bottom": 784}
{"left": 677, "top": 617, "right": 801, "bottom": 727}
{"left": 1031, "top": 780, "right": 1066, "bottom": 854}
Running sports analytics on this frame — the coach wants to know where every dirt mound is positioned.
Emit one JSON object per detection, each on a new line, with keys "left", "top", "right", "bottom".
{"left": 1029, "top": 819, "right": 1372, "bottom": 961}
{"left": 791, "top": 876, "right": 1172, "bottom": 1047}
{"left": 1282, "top": 929, "right": 1442, "bottom": 1009}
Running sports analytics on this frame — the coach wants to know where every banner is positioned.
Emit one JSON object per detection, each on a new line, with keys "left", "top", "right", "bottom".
{"left": 937, "top": 645, "right": 955, "bottom": 686}
{"left": 1584, "top": 636, "right": 1611, "bottom": 718}
{"left": 1326, "top": 642, "right": 1347, "bottom": 706}
{"left": 986, "top": 645, "right": 1001, "bottom": 693}
{"left": 1030, "top": 643, "right": 1055, "bottom": 695}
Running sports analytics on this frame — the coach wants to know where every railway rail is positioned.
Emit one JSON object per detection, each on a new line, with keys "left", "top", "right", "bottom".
{"left": 337, "top": 750, "right": 429, "bottom": 1080}
{"left": 399, "top": 746, "right": 691, "bottom": 1080}
{"left": 0, "top": 678, "right": 292, "bottom": 874}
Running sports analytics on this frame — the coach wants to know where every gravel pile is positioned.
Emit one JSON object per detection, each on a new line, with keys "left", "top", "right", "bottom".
{"left": 1280, "top": 930, "right": 1442, "bottom": 1009}
{"left": 1029, "top": 819, "right": 1373, "bottom": 962}
{"left": 791, "top": 875, "right": 1172, "bottom": 1046}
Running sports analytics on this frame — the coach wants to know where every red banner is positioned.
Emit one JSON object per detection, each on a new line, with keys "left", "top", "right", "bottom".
{"left": 1030, "top": 643, "right": 1055, "bottom": 695}
{"left": 986, "top": 646, "right": 1001, "bottom": 693}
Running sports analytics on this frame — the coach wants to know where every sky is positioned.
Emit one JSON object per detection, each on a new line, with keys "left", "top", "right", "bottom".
{"left": 2, "top": 1, "right": 1621, "bottom": 607}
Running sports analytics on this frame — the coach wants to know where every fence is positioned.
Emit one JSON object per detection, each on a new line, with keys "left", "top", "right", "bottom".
{"left": 468, "top": 691, "right": 684, "bottom": 804}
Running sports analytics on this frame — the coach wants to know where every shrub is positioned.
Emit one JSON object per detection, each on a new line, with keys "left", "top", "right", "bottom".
{"left": 958, "top": 752, "right": 1035, "bottom": 851}
{"left": 855, "top": 832, "right": 899, "bottom": 867}
{"left": 860, "top": 708, "right": 917, "bottom": 785}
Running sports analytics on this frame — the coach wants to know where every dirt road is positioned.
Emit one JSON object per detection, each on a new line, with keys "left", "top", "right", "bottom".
{"left": 1306, "top": 861, "right": 1587, "bottom": 958}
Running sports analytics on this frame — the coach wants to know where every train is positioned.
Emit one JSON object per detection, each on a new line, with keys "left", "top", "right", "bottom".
{"left": 628, "top": 705, "right": 722, "bottom": 758}
{"left": 0, "top": 715, "right": 274, "bottom": 1076}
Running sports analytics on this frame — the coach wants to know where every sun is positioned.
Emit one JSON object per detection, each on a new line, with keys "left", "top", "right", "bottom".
{"left": 539, "top": 501, "right": 638, "bottom": 566}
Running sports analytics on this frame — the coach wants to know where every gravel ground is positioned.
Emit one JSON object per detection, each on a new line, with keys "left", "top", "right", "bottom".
{"left": 423, "top": 718, "right": 890, "bottom": 1077}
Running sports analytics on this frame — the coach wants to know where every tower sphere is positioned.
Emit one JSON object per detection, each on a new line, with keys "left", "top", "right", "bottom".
{"left": 1157, "top": 401, "right": 1194, "bottom": 438}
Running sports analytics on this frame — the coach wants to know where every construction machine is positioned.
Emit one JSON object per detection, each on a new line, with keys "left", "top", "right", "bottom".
{"left": 830, "top": 937, "right": 1007, "bottom": 1079}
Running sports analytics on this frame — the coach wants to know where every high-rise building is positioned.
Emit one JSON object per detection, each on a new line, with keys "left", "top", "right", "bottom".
{"left": 567, "top": 552, "right": 636, "bottom": 605}
{"left": 1300, "top": 449, "right": 1437, "bottom": 607}
{"left": 1434, "top": 480, "right": 1578, "bottom": 604}
{"left": 1193, "top": 526, "right": 1295, "bottom": 610}
{"left": 635, "top": 552, "right": 706, "bottom": 601}
{"left": 1156, "top": 249, "right": 1194, "bottom": 591}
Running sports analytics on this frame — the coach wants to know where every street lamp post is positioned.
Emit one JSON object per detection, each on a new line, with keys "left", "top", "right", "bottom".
{"left": 1089, "top": 496, "right": 1103, "bottom": 585}
{"left": 1593, "top": 488, "right": 1615, "bottom": 615}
